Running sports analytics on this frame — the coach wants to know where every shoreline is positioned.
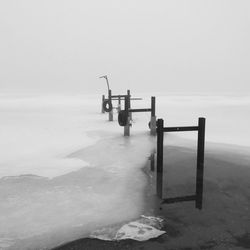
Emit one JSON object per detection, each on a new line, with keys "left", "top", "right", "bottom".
{"left": 52, "top": 141, "right": 250, "bottom": 250}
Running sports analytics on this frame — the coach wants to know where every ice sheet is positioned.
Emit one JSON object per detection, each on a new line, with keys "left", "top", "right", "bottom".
{"left": 0, "top": 92, "right": 249, "bottom": 249}
{"left": 90, "top": 215, "right": 165, "bottom": 241}
{"left": 0, "top": 93, "right": 156, "bottom": 249}
{"left": 0, "top": 94, "right": 102, "bottom": 178}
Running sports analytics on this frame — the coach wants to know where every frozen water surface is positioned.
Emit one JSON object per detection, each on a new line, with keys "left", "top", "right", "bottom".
{"left": 0, "top": 93, "right": 250, "bottom": 249}
{"left": 0, "top": 93, "right": 156, "bottom": 249}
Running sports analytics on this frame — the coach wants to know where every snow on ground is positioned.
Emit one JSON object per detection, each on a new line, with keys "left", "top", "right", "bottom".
{"left": 0, "top": 92, "right": 249, "bottom": 249}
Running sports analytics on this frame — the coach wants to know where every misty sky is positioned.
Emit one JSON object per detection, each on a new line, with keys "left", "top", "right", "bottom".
{"left": 0, "top": 0, "right": 249, "bottom": 94}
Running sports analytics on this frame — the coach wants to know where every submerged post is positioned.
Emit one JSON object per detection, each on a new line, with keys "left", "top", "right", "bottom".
{"left": 150, "top": 96, "right": 156, "bottom": 136}
{"left": 124, "top": 95, "right": 130, "bottom": 136}
{"left": 101, "top": 95, "right": 105, "bottom": 113}
{"left": 195, "top": 117, "right": 206, "bottom": 209}
{"left": 157, "top": 119, "right": 164, "bottom": 198}
{"left": 150, "top": 153, "right": 155, "bottom": 171}
{"left": 108, "top": 89, "right": 113, "bottom": 121}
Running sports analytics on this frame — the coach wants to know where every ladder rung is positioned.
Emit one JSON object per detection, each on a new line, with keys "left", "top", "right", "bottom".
{"left": 162, "top": 195, "right": 196, "bottom": 204}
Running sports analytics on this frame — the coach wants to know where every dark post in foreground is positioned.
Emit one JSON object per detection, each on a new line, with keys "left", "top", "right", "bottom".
{"left": 156, "top": 117, "right": 206, "bottom": 210}
{"left": 195, "top": 117, "right": 206, "bottom": 209}
{"left": 156, "top": 119, "right": 164, "bottom": 199}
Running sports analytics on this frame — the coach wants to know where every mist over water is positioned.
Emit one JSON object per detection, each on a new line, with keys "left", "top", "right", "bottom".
{"left": 155, "top": 94, "right": 250, "bottom": 148}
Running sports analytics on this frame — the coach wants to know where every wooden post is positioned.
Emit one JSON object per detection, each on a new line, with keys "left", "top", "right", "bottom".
{"left": 108, "top": 89, "right": 113, "bottom": 121}
{"left": 150, "top": 96, "right": 156, "bottom": 136}
{"left": 195, "top": 117, "right": 206, "bottom": 209}
{"left": 150, "top": 153, "right": 155, "bottom": 171}
{"left": 127, "top": 89, "right": 132, "bottom": 120}
{"left": 117, "top": 96, "right": 121, "bottom": 112}
{"left": 124, "top": 95, "right": 130, "bottom": 136}
{"left": 101, "top": 95, "right": 105, "bottom": 113}
{"left": 157, "top": 119, "right": 164, "bottom": 198}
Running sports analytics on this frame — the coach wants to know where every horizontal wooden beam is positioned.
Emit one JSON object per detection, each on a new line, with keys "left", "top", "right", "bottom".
{"left": 131, "top": 98, "right": 143, "bottom": 100}
{"left": 161, "top": 195, "right": 196, "bottom": 204}
{"left": 129, "top": 108, "right": 151, "bottom": 113}
{"left": 163, "top": 126, "right": 198, "bottom": 132}
{"left": 111, "top": 97, "right": 142, "bottom": 101}
{"left": 111, "top": 95, "right": 127, "bottom": 98}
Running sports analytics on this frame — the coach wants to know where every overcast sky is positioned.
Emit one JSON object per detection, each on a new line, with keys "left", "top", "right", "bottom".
{"left": 0, "top": 0, "right": 249, "bottom": 94}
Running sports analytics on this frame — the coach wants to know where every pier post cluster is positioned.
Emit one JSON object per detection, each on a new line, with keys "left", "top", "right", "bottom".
{"left": 101, "top": 88, "right": 206, "bottom": 210}
{"left": 101, "top": 89, "right": 156, "bottom": 136}
{"left": 156, "top": 117, "right": 206, "bottom": 210}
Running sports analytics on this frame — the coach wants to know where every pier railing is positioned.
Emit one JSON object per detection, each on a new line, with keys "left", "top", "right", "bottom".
{"left": 102, "top": 89, "right": 142, "bottom": 122}
{"left": 118, "top": 94, "right": 156, "bottom": 136}
{"left": 156, "top": 117, "right": 206, "bottom": 210}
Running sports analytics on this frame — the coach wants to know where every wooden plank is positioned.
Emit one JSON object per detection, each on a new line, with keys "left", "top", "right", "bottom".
{"left": 111, "top": 97, "right": 142, "bottom": 101}
{"left": 130, "top": 108, "right": 152, "bottom": 113}
{"left": 111, "top": 95, "right": 127, "bottom": 98}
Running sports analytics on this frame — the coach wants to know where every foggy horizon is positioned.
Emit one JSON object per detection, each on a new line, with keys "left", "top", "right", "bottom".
{"left": 1, "top": 0, "right": 250, "bottom": 95}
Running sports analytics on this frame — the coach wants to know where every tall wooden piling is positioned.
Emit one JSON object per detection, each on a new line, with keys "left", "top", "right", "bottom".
{"left": 195, "top": 117, "right": 206, "bottom": 209}
{"left": 127, "top": 90, "right": 132, "bottom": 120}
{"left": 124, "top": 95, "right": 130, "bottom": 136}
{"left": 156, "top": 119, "right": 164, "bottom": 198}
{"left": 108, "top": 89, "right": 113, "bottom": 121}
{"left": 150, "top": 96, "right": 156, "bottom": 136}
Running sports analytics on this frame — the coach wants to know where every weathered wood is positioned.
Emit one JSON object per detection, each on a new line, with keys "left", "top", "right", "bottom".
{"left": 111, "top": 95, "right": 127, "bottom": 98}
{"left": 129, "top": 108, "right": 152, "bottom": 113}
{"left": 124, "top": 95, "right": 130, "bottom": 136}
{"left": 195, "top": 117, "right": 206, "bottom": 210}
{"left": 111, "top": 97, "right": 142, "bottom": 101}
{"left": 151, "top": 96, "right": 155, "bottom": 117}
{"left": 127, "top": 90, "right": 132, "bottom": 121}
{"left": 108, "top": 89, "right": 113, "bottom": 121}
{"left": 150, "top": 116, "right": 157, "bottom": 136}
{"left": 156, "top": 119, "right": 164, "bottom": 199}
{"left": 157, "top": 117, "right": 206, "bottom": 210}
{"left": 162, "top": 195, "right": 196, "bottom": 204}
{"left": 150, "top": 96, "right": 156, "bottom": 136}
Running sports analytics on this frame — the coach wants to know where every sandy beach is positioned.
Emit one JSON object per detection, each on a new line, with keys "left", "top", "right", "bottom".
{"left": 52, "top": 142, "right": 250, "bottom": 250}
